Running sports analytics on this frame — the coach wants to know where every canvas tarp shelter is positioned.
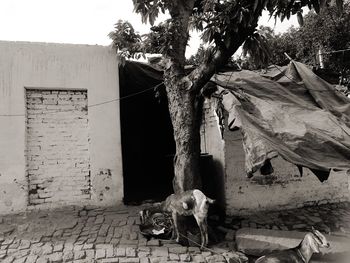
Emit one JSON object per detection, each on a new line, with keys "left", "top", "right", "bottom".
{"left": 120, "top": 60, "right": 350, "bottom": 182}
{"left": 213, "top": 61, "right": 350, "bottom": 181}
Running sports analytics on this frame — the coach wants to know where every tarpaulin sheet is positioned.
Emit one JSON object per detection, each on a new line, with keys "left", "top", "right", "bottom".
{"left": 213, "top": 61, "right": 350, "bottom": 181}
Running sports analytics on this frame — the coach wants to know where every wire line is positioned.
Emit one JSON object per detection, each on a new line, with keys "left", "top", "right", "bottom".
{"left": 177, "top": 232, "right": 241, "bottom": 263}
{"left": 0, "top": 82, "right": 164, "bottom": 117}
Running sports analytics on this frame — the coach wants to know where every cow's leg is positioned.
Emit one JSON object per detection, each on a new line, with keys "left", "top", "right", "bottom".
{"left": 171, "top": 211, "right": 180, "bottom": 243}
{"left": 194, "top": 215, "right": 207, "bottom": 249}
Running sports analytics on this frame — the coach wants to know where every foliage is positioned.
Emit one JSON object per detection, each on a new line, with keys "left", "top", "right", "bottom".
{"left": 296, "top": 2, "right": 350, "bottom": 73}
{"left": 186, "top": 45, "right": 218, "bottom": 66}
{"left": 242, "top": 29, "right": 272, "bottom": 69}
{"left": 110, "top": 1, "right": 344, "bottom": 66}
{"left": 108, "top": 20, "right": 144, "bottom": 62}
{"left": 186, "top": 45, "right": 207, "bottom": 66}
{"left": 257, "top": 2, "right": 350, "bottom": 74}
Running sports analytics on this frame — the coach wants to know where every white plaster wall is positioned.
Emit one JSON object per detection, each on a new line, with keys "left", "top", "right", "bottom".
{"left": 203, "top": 98, "right": 350, "bottom": 215}
{"left": 224, "top": 130, "right": 349, "bottom": 215}
{"left": 201, "top": 99, "right": 226, "bottom": 206}
{"left": 0, "top": 41, "right": 123, "bottom": 214}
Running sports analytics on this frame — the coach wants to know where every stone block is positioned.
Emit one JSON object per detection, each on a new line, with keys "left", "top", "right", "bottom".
{"left": 169, "top": 253, "right": 180, "bottom": 261}
{"left": 149, "top": 257, "right": 168, "bottom": 263}
{"left": 62, "top": 251, "right": 74, "bottom": 261}
{"left": 48, "top": 252, "right": 63, "bottom": 263}
{"left": 140, "top": 258, "right": 149, "bottom": 263}
{"left": 115, "top": 247, "right": 126, "bottom": 257}
{"left": 95, "top": 249, "right": 106, "bottom": 259}
{"left": 192, "top": 254, "right": 205, "bottom": 263}
{"left": 25, "top": 255, "right": 39, "bottom": 263}
{"left": 126, "top": 247, "right": 136, "bottom": 257}
{"left": 146, "top": 239, "right": 160, "bottom": 246}
{"left": 152, "top": 247, "right": 168, "bottom": 257}
{"left": 119, "top": 258, "right": 140, "bottom": 263}
{"left": 205, "top": 254, "right": 225, "bottom": 263}
{"left": 168, "top": 246, "right": 187, "bottom": 254}
{"left": 179, "top": 254, "right": 192, "bottom": 262}
{"left": 101, "top": 258, "right": 119, "bottom": 263}
{"left": 74, "top": 250, "right": 86, "bottom": 260}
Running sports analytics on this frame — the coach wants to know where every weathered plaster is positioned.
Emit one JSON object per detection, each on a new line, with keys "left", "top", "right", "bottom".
{"left": 201, "top": 99, "right": 226, "bottom": 207}
{"left": 202, "top": 98, "right": 349, "bottom": 215}
{"left": 0, "top": 41, "right": 123, "bottom": 214}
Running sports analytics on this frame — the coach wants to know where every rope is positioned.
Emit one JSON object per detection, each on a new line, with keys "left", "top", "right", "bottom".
{"left": 177, "top": 232, "right": 241, "bottom": 263}
{"left": 319, "top": 48, "right": 350, "bottom": 55}
{"left": 0, "top": 82, "right": 164, "bottom": 117}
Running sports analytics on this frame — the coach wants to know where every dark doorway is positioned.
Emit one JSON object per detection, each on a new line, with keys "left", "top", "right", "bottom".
{"left": 119, "top": 62, "right": 176, "bottom": 204}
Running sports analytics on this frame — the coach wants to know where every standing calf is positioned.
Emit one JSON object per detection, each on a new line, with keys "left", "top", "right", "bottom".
{"left": 161, "top": 189, "right": 215, "bottom": 249}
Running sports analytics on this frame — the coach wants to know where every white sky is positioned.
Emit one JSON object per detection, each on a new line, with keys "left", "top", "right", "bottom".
{"left": 0, "top": 0, "right": 299, "bottom": 57}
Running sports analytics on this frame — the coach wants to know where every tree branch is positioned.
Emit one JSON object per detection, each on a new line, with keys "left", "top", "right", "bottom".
{"left": 165, "top": 0, "right": 196, "bottom": 70}
{"left": 189, "top": 26, "right": 254, "bottom": 94}
{"left": 188, "top": 0, "right": 265, "bottom": 94}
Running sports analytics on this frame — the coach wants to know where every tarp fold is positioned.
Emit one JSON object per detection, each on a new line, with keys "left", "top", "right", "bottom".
{"left": 213, "top": 61, "right": 350, "bottom": 181}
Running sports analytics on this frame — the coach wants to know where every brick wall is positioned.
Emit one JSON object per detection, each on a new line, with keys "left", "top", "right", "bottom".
{"left": 26, "top": 89, "right": 90, "bottom": 206}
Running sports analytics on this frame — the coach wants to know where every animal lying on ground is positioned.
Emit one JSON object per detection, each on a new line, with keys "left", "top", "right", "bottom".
{"left": 140, "top": 189, "right": 215, "bottom": 249}
{"left": 255, "top": 227, "right": 330, "bottom": 263}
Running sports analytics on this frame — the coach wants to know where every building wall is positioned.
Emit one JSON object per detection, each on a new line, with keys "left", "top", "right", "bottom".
{"left": 26, "top": 90, "right": 90, "bottom": 205}
{"left": 202, "top": 98, "right": 350, "bottom": 215}
{"left": 0, "top": 41, "right": 123, "bottom": 214}
{"left": 201, "top": 99, "right": 226, "bottom": 206}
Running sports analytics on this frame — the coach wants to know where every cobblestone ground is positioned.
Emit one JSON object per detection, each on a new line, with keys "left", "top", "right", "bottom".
{"left": 0, "top": 202, "right": 349, "bottom": 263}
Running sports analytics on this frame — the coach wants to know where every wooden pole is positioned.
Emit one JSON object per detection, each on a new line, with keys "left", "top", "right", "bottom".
{"left": 284, "top": 52, "right": 293, "bottom": 61}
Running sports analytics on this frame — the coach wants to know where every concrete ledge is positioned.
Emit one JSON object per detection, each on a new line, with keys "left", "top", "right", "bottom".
{"left": 236, "top": 228, "right": 350, "bottom": 261}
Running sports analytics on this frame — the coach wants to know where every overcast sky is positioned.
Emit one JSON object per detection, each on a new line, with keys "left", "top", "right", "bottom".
{"left": 0, "top": 0, "right": 299, "bottom": 57}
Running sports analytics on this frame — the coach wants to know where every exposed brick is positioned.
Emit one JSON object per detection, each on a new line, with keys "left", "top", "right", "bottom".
{"left": 26, "top": 90, "right": 90, "bottom": 206}
{"left": 146, "top": 239, "right": 160, "bottom": 246}
{"left": 95, "top": 249, "right": 106, "bottom": 259}
{"left": 101, "top": 258, "right": 119, "bottom": 263}
{"left": 115, "top": 247, "right": 126, "bottom": 257}
{"left": 25, "top": 255, "right": 38, "bottom": 263}
{"left": 48, "top": 252, "right": 63, "bottom": 263}
{"left": 168, "top": 246, "right": 187, "bottom": 254}
{"left": 119, "top": 258, "right": 140, "bottom": 263}
{"left": 151, "top": 247, "right": 168, "bottom": 257}
{"left": 169, "top": 253, "right": 180, "bottom": 261}
{"left": 126, "top": 247, "right": 136, "bottom": 257}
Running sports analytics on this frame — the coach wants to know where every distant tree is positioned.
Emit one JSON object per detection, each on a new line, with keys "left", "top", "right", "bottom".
{"left": 266, "top": 26, "right": 300, "bottom": 66}
{"left": 109, "top": 0, "right": 345, "bottom": 193}
{"left": 186, "top": 45, "right": 210, "bottom": 66}
{"left": 296, "top": 1, "right": 350, "bottom": 74}
{"left": 258, "top": 1, "right": 350, "bottom": 72}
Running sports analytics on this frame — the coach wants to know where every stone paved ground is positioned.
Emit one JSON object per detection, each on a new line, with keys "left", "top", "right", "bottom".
{"left": 0, "top": 202, "right": 349, "bottom": 263}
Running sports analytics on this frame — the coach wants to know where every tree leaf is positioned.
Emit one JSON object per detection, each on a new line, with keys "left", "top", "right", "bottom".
{"left": 297, "top": 11, "right": 304, "bottom": 26}
{"left": 311, "top": 0, "right": 320, "bottom": 14}
{"left": 336, "top": 0, "right": 344, "bottom": 14}
{"left": 319, "top": 0, "right": 326, "bottom": 8}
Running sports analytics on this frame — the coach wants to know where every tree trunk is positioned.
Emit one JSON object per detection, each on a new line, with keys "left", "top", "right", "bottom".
{"left": 160, "top": 1, "right": 260, "bottom": 194}
{"left": 164, "top": 71, "right": 203, "bottom": 193}
{"left": 164, "top": 70, "right": 203, "bottom": 246}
